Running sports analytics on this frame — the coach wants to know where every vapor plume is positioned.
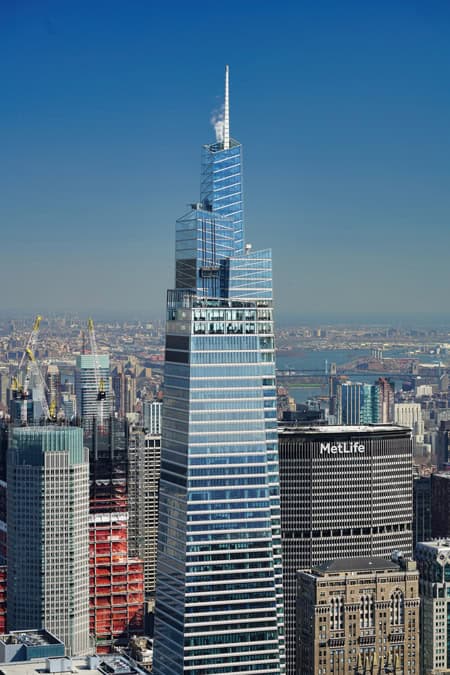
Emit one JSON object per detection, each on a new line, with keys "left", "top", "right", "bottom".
{"left": 211, "top": 105, "right": 225, "bottom": 143}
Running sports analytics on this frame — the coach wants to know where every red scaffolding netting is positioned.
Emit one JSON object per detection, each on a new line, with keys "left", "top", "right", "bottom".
{"left": 90, "top": 517, "right": 144, "bottom": 651}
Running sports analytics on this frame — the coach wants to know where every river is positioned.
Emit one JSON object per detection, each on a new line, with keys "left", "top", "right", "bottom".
{"left": 276, "top": 348, "right": 444, "bottom": 404}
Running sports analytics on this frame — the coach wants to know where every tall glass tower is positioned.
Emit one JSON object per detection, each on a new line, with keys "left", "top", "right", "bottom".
{"left": 153, "top": 67, "right": 285, "bottom": 674}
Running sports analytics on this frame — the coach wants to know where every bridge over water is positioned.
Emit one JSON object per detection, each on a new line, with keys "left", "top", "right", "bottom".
{"left": 276, "top": 368, "right": 413, "bottom": 387}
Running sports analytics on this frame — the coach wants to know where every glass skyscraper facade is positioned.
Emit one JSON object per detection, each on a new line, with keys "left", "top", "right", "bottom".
{"left": 337, "top": 381, "right": 380, "bottom": 425}
{"left": 153, "top": 68, "right": 285, "bottom": 674}
{"left": 75, "top": 354, "right": 110, "bottom": 422}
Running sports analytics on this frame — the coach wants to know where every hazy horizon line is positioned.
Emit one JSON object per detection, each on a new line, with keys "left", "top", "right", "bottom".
{"left": 0, "top": 308, "right": 449, "bottom": 330}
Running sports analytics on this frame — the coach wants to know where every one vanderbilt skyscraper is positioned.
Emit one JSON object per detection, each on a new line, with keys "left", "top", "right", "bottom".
{"left": 153, "top": 67, "right": 286, "bottom": 674}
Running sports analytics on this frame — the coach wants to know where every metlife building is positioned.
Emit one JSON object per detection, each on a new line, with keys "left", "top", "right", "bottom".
{"left": 278, "top": 425, "right": 413, "bottom": 675}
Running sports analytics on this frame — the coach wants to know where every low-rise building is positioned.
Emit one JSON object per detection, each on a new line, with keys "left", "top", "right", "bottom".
{"left": 0, "top": 630, "right": 64, "bottom": 663}
{"left": 297, "top": 557, "right": 420, "bottom": 674}
{"left": 0, "top": 654, "right": 149, "bottom": 675}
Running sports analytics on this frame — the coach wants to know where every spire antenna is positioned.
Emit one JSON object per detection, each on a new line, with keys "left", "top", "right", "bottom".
{"left": 223, "top": 65, "right": 230, "bottom": 150}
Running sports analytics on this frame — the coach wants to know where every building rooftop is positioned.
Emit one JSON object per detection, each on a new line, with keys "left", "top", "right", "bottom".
{"left": 310, "top": 557, "right": 410, "bottom": 576}
{"left": 279, "top": 424, "right": 410, "bottom": 435}
{"left": 0, "top": 631, "right": 62, "bottom": 648}
{"left": 0, "top": 655, "right": 149, "bottom": 675}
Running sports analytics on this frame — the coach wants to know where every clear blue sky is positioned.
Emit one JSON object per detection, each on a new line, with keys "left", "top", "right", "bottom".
{"left": 1, "top": 0, "right": 449, "bottom": 320}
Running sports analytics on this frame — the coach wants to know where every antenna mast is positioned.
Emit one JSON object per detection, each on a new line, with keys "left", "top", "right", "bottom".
{"left": 224, "top": 65, "right": 230, "bottom": 150}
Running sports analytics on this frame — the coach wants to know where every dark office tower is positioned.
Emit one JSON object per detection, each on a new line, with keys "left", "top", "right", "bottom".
{"left": 84, "top": 418, "right": 144, "bottom": 651}
{"left": 278, "top": 425, "right": 413, "bottom": 675}
{"left": 9, "top": 394, "right": 33, "bottom": 427}
{"left": 0, "top": 424, "right": 8, "bottom": 632}
{"left": 413, "top": 475, "right": 432, "bottom": 548}
{"left": 431, "top": 472, "right": 450, "bottom": 538}
{"left": 328, "top": 362, "right": 337, "bottom": 416}
{"left": 282, "top": 404, "right": 324, "bottom": 425}
{"left": 436, "top": 420, "right": 450, "bottom": 469}
{"left": 112, "top": 373, "right": 123, "bottom": 416}
{"left": 7, "top": 426, "right": 90, "bottom": 655}
{"left": 85, "top": 417, "right": 129, "bottom": 516}
{"left": 153, "top": 67, "right": 285, "bottom": 674}
{"left": 0, "top": 422, "right": 8, "bottom": 564}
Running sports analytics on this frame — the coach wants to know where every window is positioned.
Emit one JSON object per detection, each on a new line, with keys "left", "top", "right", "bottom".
{"left": 390, "top": 590, "right": 404, "bottom": 625}
{"left": 360, "top": 594, "right": 375, "bottom": 628}
{"left": 330, "top": 596, "right": 344, "bottom": 630}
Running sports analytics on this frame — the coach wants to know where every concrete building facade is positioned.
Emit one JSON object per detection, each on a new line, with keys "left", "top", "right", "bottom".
{"left": 142, "top": 400, "right": 162, "bottom": 435}
{"left": 297, "top": 557, "right": 420, "bottom": 675}
{"left": 394, "top": 403, "right": 425, "bottom": 447}
{"left": 127, "top": 428, "right": 161, "bottom": 594}
{"left": 7, "top": 426, "right": 90, "bottom": 655}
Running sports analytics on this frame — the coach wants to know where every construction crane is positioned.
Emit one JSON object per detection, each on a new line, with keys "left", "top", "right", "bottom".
{"left": 10, "top": 315, "right": 56, "bottom": 424}
{"left": 25, "top": 347, "right": 51, "bottom": 421}
{"left": 87, "top": 317, "right": 106, "bottom": 426}
{"left": 11, "top": 316, "right": 41, "bottom": 424}
{"left": 17, "top": 315, "right": 42, "bottom": 373}
{"left": 11, "top": 315, "right": 51, "bottom": 424}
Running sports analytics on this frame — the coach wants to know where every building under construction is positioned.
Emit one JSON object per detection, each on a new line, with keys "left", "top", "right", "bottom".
{"left": 85, "top": 418, "right": 144, "bottom": 652}
{"left": 89, "top": 515, "right": 144, "bottom": 652}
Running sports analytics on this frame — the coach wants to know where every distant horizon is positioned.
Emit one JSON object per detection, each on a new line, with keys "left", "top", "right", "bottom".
{"left": 1, "top": 308, "right": 450, "bottom": 331}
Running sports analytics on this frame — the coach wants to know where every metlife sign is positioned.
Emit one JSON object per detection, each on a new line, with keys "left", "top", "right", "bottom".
{"left": 320, "top": 441, "right": 366, "bottom": 455}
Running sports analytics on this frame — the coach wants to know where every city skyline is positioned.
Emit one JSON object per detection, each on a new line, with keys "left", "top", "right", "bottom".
{"left": 1, "top": 1, "right": 450, "bottom": 317}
